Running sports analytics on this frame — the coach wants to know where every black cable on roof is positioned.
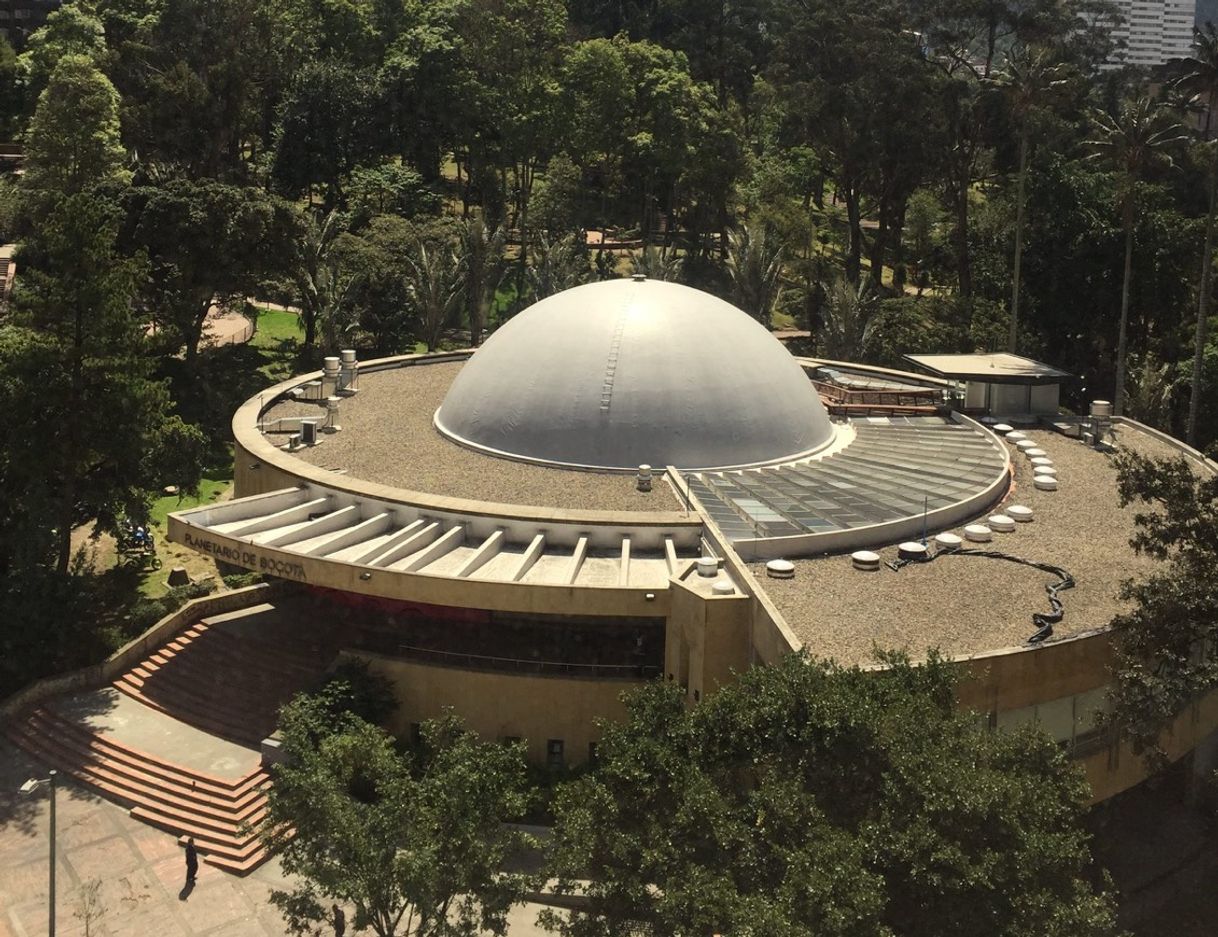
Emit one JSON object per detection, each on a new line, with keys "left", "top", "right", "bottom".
{"left": 885, "top": 547, "right": 1075, "bottom": 645}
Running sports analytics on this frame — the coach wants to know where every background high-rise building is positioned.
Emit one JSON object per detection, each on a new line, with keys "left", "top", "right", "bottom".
{"left": 1109, "top": 0, "right": 1198, "bottom": 66}
{"left": 0, "top": 0, "right": 60, "bottom": 48}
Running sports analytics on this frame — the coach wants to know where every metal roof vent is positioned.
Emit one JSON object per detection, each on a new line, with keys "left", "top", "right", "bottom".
{"left": 696, "top": 556, "right": 719, "bottom": 578}
{"left": 851, "top": 550, "right": 881, "bottom": 571}
{"left": 988, "top": 514, "right": 1015, "bottom": 533}
{"left": 712, "top": 579, "right": 735, "bottom": 596}
{"left": 964, "top": 524, "right": 992, "bottom": 542}
{"left": 766, "top": 559, "right": 795, "bottom": 579}
{"left": 1007, "top": 505, "right": 1034, "bottom": 522}
{"left": 637, "top": 464, "right": 652, "bottom": 492}
{"left": 898, "top": 541, "right": 928, "bottom": 560}
{"left": 934, "top": 532, "right": 962, "bottom": 550}
{"left": 1034, "top": 475, "right": 1059, "bottom": 491}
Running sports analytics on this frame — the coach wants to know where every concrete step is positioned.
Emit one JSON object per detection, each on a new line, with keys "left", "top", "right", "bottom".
{"left": 130, "top": 806, "right": 266, "bottom": 862}
{"left": 27, "top": 708, "right": 268, "bottom": 796}
{"left": 6, "top": 724, "right": 268, "bottom": 838}
{"left": 21, "top": 712, "right": 267, "bottom": 812}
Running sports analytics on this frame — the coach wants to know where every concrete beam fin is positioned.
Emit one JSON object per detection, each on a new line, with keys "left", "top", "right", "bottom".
{"left": 511, "top": 533, "right": 547, "bottom": 582}
{"left": 664, "top": 537, "right": 679, "bottom": 575}
{"left": 456, "top": 529, "right": 505, "bottom": 578}
{"left": 192, "top": 487, "right": 308, "bottom": 529}
{"left": 396, "top": 524, "right": 467, "bottom": 572}
{"left": 353, "top": 519, "right": 425, "bottom": 565}
{"left": 618, "top": 536, "right": 632, "bottom": 586}
{"left": 565, "top": 536, "right": 589, "bottom": 585}
{"left": 367, "top": 521, "right": 439, "bottom": 568}
{"left": 262, "top": 504, "right": 361, "bottom": 548}
{"left": 218, "top": 496, "right": 330, "bottom": 537}
{"left": 301, "top": 512, "right": 393, "bottom": 557}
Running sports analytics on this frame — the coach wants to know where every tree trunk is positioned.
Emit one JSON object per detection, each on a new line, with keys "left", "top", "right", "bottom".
{"left": 1115, "top": 198, "right": 1135, "bottom": 417}
{"left": 1008, "top": 129, "right": 1030, "bottom": 353}
{"left": 892, "top": 198, "right": 909, "bottom": 294}
{"left": 951, "top": 182, "right": 972, "bottom": 302}
{"left": 1187, "top": 143, "right": 1218, "bottom": 444}
{"left": 844, "top": 183, "right": 863, "bottom": 283}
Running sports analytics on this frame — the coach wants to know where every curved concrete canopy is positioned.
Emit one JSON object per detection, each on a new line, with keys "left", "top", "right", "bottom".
{"left": 434, "top": 279, "right": 836, "bottom": 470}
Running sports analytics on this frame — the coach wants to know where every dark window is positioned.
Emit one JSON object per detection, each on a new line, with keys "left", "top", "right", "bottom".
{"left": 547, "top": 739, "right": 564, "bottom": 769}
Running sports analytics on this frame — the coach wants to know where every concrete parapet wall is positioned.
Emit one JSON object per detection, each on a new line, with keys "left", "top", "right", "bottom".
{"left": 0, "top": 582, "right": 281, "bottom": 719}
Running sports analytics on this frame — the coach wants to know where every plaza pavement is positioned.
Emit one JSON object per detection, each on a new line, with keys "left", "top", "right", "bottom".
{"left": 0, "top": 740, "right": 552, "bottom": 937}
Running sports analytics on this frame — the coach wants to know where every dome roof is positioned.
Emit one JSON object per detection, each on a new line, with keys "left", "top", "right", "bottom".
{"left": 434, "top": 279, "right": 835, "bottom": 471}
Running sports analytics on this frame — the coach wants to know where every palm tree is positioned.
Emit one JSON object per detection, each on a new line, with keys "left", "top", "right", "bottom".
{"left": 291, "top": 209, "right": 361, "bottom": 356}
{"left": 456, "top": 218, "right": 506, "bottom": 346}
{"left": 526, "top": 233, "right": 590, "bottom": 300}
{"left": 818, "top": 276, "right": 882, "bottom": 361}
{"left": 629, "top": 244, "right": 683, "bottom": 282}
{"left": 725, "top": 224, "right": 786, "bottom": 329}
{"left": 404, "top": 239, "right": 465, "bottom": 352}
{"left": 1085, "top": 97, "right": 1189, "bottom": 416}
{"left": 1173, "top": 24, "right": 1218, "bottom": 444}
{"left": 992, "top": 47, "right": 1070, "bottom": 353}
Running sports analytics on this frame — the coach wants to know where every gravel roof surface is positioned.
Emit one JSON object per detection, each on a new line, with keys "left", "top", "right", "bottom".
{"left": 752, "top": 425, "right": 1193, "bottom": 666}
{"left": 263, "top": 360, "right": 681, "bottom": 512}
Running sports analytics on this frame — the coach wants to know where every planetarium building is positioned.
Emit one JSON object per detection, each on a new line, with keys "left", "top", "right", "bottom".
{"left": 169, "top": 277, "right": 1218, "bottom": 802}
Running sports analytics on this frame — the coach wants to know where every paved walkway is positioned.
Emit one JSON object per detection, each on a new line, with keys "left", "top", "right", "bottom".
{"left": 0, "top": 741, "right": 553, "bottom": 937}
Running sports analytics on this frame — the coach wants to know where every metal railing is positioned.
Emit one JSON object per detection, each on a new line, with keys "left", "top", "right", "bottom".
{"left": 396, "top": 644, "right": 659, "bottom": 679}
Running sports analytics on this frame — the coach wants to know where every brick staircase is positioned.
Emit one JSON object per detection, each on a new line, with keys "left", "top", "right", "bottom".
{"left": 112, "top": 619, "right": 334, "bottom": 746}
{"left": 4, "top": 706, "right": 274, "bottom": 874}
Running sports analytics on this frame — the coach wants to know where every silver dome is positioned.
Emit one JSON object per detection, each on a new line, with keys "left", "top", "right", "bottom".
{"left": 434, "top": 279, "right": 835, "bottom": 471}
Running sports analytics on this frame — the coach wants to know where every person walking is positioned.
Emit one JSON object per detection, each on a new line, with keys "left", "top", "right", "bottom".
{"left": 184, "top": 838, "right": 198, "bottom": 886}
{"left": 332, "top": 903, "right": 346, "bottom": 937}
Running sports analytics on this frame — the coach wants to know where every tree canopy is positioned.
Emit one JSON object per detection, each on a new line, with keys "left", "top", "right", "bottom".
{"left": 543, "top": 652, "right": 1119, "bottom": 937}
{"left": 265, "top": 687, "right": 533, "bottom": 937}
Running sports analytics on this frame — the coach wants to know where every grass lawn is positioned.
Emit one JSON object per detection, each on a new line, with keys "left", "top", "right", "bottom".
{"left": 137, "top": 464, "right": 234, "bottom": 597}
{"left": 248, "top": 306, "right": 303, "bottom": 383}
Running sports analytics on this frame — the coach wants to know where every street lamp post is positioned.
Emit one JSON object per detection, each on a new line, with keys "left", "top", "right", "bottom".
{"left": 20, "top": 769, "right": 57, "bottom": 937}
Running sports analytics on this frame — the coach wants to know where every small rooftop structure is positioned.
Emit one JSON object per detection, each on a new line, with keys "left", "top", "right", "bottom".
{"left": 904, "top": 353, "right": 1071, "bottom": 419}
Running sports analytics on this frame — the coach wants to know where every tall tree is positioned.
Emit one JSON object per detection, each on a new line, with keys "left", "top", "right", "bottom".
{"left": 1174, "top": 23, "right": 1218, "bottom": 445}
{"left": 404, "top": 236, "right": 465, "bottom": 351}
{"left": 20, "top": 54, "right": 130, "bottom": 199}
{"left": 543, "top": 651, "right": 1120, "bottom": 937}
{"left": 992, "top": 47, "right": 1070, "bottom": 353}
{"left": 123, "top": 180, "right": 296, "bottom": 367}
{"left": 456, "top": 217, "right": 505, "bottom": 346}
{"left": 1086, "top": 97, "right": 1188, "bottom": 415}
{"left": 4, "top": 194, "right": 204, "bottom": 573}
{"left": 1106, "top": 448, "right": 1218, "bottom": 761}
{"left": 288, "top": 209, "right": 362, "bottom": 354}
{"left": 265, "top": 691, "right": 532, "bottom": 937}
{"left": 724, "top": 223, "right": 785, "bottom": 328}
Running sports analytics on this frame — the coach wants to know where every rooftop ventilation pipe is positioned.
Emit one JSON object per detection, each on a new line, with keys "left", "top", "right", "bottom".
{"left": 338, "top": 349, "right": 360, "bottom": 395}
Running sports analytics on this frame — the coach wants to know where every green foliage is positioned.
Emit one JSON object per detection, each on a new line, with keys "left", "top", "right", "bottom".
{"left": 1106, "top": 449, "right": 1218, "bottom": 762}
{"left": 122, "top": 179, "right": 297, "bottom": 363}
{"left": 725, "top": 223, "right": 785, "bottom": 328}
{"left": 311, "top": 659, "right": 399, "bottom": 727}
{"left": 126, "top": 578, "right": 216, "bottom": 632}
{"left": 21, "top": 54, "right": 130, "bottom": 198}
{"left": 4, "top": 193, "right": 205, "bottom": 573}
{"left": 266, "top": 703, "right": 533, "bottom": 937}
{"left": 544, "top": 652, "right": 1119, "bottom": 937}
{"left": 16, "top": 2, "right": 108, "bottom": 102}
